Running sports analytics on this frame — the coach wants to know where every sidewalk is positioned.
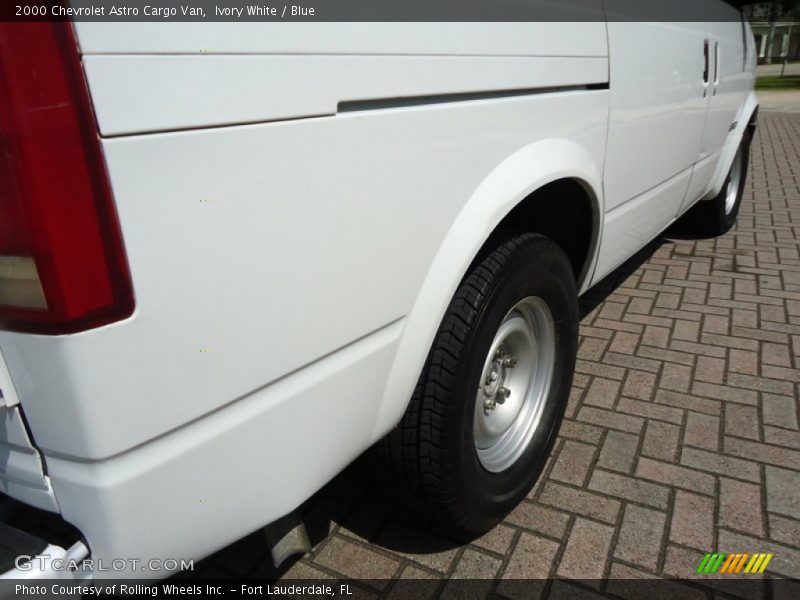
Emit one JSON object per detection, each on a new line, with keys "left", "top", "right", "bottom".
{"left": 756, "top": 63, "right": 800, "bottom": 79}
{"left": 758, "top": 90, "right": 800, "bottom": 113}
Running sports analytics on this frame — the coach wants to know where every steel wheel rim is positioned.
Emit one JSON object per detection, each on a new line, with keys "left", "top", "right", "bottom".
{"left": 725, "top": 147, "right": 744, "bottom": 215}
{"left": 473, "top": 296, "right": 556, "bottom": 473}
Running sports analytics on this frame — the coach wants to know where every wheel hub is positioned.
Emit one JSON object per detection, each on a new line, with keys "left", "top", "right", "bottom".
{"left": 481, "top": 351, "right": 514, "bottom": 410}
{"left": 725, "top": 147, "right": 743, "bottom": 216}
{"left": 473, "top": 296, "right": 556, "bottom": 473}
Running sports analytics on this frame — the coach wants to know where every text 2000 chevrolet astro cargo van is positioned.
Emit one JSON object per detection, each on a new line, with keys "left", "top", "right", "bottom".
{"left": 0, "top": 1, "right": 757, "bottom": 579}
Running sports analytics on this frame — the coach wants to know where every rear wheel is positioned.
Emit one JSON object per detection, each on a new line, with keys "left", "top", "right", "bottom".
{"left": 374, "top": 233, "right": 578, "bottom": 535}
{"left": 681, "top": 133, "right": 751, "bottom": 237}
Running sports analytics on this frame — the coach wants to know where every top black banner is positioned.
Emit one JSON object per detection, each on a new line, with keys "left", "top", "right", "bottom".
{"left": 1, "top": 1, "right": 773, "bottom": 23}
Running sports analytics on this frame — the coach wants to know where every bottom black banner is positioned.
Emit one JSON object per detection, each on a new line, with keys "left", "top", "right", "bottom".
{"left": 3, "top": 577, "right": 798, "bottom": 600}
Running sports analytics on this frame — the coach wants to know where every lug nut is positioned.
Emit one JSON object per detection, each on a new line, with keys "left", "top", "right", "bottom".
{"left": 503, "top": 357, "right": 517, "bottom": 368}
{"left": 496, "top": 387, "right": 511, "bottom": 403}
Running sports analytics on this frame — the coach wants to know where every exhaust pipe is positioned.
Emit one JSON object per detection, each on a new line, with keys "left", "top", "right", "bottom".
{"left": 263, "top": 513, "right": 312, "bottom": 568}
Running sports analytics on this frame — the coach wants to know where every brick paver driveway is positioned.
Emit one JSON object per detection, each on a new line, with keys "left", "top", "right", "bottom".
{"left": 197, "top": 112, "right": 800, "bottom": 595}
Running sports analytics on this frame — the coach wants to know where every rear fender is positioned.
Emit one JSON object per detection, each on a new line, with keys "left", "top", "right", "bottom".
{"left": 372, "top": 138, "right": 603, "bottom": 439}
{"left": 703, "top": 91, "right": 759, "bottom": 201}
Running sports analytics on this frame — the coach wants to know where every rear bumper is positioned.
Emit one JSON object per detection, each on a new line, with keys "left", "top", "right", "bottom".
{"left": 0, "top": 512, "right": 89, "bottom": 580}
{"left": 0, "top": 541, "right": 90, "bottom": 580}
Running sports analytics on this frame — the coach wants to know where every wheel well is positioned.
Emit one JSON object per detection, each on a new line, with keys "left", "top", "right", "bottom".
{"left": 475, "top": 179, "right": 598, "bottom": 288}
{"left": 748, "top": 106, "right": 758, "bottom": 135}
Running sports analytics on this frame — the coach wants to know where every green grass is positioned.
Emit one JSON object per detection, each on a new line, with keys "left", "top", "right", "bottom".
{"left": 756, "top": 75, "right": 800, "bottom": 90}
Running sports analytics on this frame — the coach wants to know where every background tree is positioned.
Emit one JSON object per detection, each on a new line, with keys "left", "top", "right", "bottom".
{"left": 745, "top": 1, "right": 799, "bottom": 63}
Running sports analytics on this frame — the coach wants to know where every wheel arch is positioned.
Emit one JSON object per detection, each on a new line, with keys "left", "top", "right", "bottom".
{"left": 703, "top": 91, "right": 759, "bottom": 201}
{"left": 372, "top": 138, "right": 603, "bottom": 440}
{"left": 470, "top": 177, "right": 600, "bottom": 293}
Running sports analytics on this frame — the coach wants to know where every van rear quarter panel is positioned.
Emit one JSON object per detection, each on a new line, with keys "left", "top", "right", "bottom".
{"left": 0, "top": 22, "right": 610, "bottom": 567}
{"left": 13, "top": 22, "right": 609, "bottom": 460}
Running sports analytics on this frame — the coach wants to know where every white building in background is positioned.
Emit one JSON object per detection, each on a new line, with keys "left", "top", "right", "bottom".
{"left": 744, "top": 2, "right": 800, "bottom": 62}
{"left": 750, "top": 21, "right": 800, "bottom": 62}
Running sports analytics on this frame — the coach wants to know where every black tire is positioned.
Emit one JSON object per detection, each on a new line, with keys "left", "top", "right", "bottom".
{"left": 373, "top": 233, "right": 578, "bottom": 535}
{"left": 680, "top": 132, "right": 752, "bottom": 237}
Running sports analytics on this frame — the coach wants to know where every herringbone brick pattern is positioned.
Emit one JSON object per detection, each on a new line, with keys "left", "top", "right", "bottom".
{"left": 198, "top": 112, "right": 800, "bottom": 596}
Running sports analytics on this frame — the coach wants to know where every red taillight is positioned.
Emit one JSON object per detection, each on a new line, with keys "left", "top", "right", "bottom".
{"left": 0, "top": 22, "right": 134, "bottom": 334}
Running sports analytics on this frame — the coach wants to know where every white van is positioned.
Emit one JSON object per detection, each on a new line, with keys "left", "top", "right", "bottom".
{"left": 0, "top": 1, "right": 757, "bottom": 579}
